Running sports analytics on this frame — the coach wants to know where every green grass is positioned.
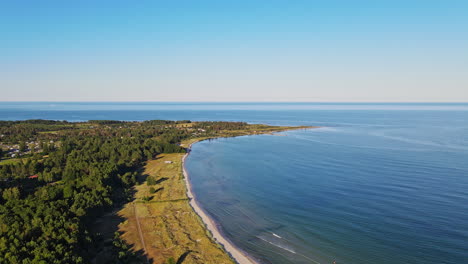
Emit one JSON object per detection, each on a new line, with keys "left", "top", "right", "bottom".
{"left": 37, "top": 131, "right": 59, "bottom": 134}
{"left": 0, "top": 158, "right": 22, "bottom": 165}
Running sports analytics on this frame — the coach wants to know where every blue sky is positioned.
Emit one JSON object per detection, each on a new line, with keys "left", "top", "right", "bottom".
{"left": 1, "top": 0, "right": 467, "bottom": 101}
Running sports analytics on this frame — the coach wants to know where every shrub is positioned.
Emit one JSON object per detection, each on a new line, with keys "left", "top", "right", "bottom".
{"left": 141, "top": 196, "right": 152, "bottom": 202}
{"left": 146, "top": 176, "right": 156, "bottom": 186}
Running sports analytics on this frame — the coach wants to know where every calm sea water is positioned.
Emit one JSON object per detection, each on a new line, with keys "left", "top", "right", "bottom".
{"left": 1, "top": 102, "right": 468, "bottom": 264}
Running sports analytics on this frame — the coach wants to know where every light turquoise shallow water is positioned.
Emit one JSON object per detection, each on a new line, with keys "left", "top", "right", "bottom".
{"left": 1, "top": 102, "right": 468, "bottom": 264}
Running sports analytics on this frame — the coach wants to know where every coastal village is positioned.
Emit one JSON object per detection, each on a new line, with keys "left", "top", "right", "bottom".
{"left": 0, "top": 124, "right": 208, "bottom": 163}
{"left": 0, "top": 139, "right": 51, "bottom": 158}
{"left": 0, "top": 139, "right": 52, "bottom": 183}
{"left": 0, "top": 120, "right": 275, "bottom": 168}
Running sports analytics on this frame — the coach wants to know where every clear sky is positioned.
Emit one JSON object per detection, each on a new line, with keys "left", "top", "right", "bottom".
{"left": 1, "top": 0, "right": 467, "bottom": 102}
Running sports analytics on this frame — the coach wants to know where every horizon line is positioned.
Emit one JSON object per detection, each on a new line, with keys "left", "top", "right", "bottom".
{"left": 1, "top": 101, "right": 468, "bottom": 104}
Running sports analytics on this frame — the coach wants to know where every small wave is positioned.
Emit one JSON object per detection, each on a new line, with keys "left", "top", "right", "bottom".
{"left": 272, "top": 232, "right": 282, "bottom": 239}
{"left": 258, "top": 233, "right": 323, "bottom": 264}
{"left": 307, "top": 127, "right": 339, "bottom": 132}
{"left": 257, "top": 236, "right": 296, "bottom": 254}
{"left": 291, "top": 135, "right": 429, "bottom": 152}
{"left": 369, "top": 131, "right": 468, "bottom": 151}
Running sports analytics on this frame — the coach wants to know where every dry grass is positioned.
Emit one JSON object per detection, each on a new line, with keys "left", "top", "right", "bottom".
{"left": 118, "top": 153, "right": 235, "bottom": 264}
{"left": 175, "top": 123, "right": 194, "bottom": 128}
{"left": 179, "top": 137, "right": 210, "bottom": 149}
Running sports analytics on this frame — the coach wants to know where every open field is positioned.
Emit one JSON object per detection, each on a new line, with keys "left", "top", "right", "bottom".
{"left": 0, "top": 158, "right": 22, "bottom": 165}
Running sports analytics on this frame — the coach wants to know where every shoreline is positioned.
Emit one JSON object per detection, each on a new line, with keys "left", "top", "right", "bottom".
{"left": 182, "top": 141, "right": 260, "bottom": 264}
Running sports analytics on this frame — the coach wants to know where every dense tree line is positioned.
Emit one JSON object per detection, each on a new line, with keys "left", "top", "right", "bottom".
{"left": 0, "top": 120, "right": 74, "bottom": 143}
{"left": 0, "top": 119, "right": 192, "bottom": 144}
{"left": 88, "top": 120, "right": 129, "bottom": 125}
{"left": 0, "top": 120, "right": 70, "bottom": 127}
{"left": 193, "top": 121, "right": 248, "bottom": 131}
{"left": 142, "top": 120, "right": 190, "bottom": 125}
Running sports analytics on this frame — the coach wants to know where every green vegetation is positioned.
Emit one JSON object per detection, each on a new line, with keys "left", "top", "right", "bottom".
{"left": 0, "top": 119, "right": 73, "bottom": 143}
{"left": 0, "top": 158, "right": 22, "bottom": 166}
{"left": 0, "top": 119, "right": 311, "bottom": 263}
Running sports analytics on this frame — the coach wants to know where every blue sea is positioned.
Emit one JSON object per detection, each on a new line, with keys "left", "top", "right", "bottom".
{"left": 1, "top": 102, "right": 467, "bottom": 264}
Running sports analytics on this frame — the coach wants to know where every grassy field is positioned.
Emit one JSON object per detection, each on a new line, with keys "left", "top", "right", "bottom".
{"left": 117, "top": 153, "right": 235, "bottom": 264}
{"left": 0, "top": 158, "right": 22, "bottom": 165}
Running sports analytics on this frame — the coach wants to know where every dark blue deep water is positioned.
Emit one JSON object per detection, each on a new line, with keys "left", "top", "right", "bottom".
{"left": 1, "top": 102, "right": 467, "bottom": 264}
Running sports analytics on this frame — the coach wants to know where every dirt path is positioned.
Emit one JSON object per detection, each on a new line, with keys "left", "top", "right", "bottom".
{"left": 134, "top": 202, "right": 149, "bottom": 264}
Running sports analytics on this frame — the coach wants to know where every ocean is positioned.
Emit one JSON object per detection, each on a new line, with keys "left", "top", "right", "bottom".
{"left": 1, "top": 102, "right": 467, "bottom": 264}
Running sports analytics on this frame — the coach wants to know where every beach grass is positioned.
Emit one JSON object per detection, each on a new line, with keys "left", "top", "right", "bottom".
{"left": 117, "top": 153, "right": 235, "bottom": 264}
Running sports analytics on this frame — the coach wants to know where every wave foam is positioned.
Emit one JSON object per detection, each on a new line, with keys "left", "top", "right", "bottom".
{"left": 257, "top": 235, "right": 296, "bottom": 254}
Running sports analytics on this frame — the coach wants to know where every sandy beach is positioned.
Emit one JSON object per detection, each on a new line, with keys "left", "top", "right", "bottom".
{"left": 182, "top": 143, "right": 259, "bottom": 264}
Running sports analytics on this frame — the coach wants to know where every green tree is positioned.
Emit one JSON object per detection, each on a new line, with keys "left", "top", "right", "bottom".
{"left": 19, "top": 141, "right": 27, "bottom": 152}
{"left": 147, "top": 176, "right": 156, "bottom": 186}
{"left": 141, "top": 196, "right": 152, "bottom": 202}
{"left": 28, "top": 143, "right": 36, "bottom": 153}
{"left": 2, "top": 187, "right": 20, "bottom": 200}
{"left": 63, "top": 185, "right": 74, "bottom": 198}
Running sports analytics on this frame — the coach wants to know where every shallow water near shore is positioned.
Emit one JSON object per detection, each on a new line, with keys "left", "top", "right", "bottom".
{"left": 2, "top": 102, "right": 468, "bottom": 264}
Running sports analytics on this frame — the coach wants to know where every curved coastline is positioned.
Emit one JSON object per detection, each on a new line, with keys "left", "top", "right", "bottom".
{"left": 182, "top": 141, "right": 259, "bottom": 264}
